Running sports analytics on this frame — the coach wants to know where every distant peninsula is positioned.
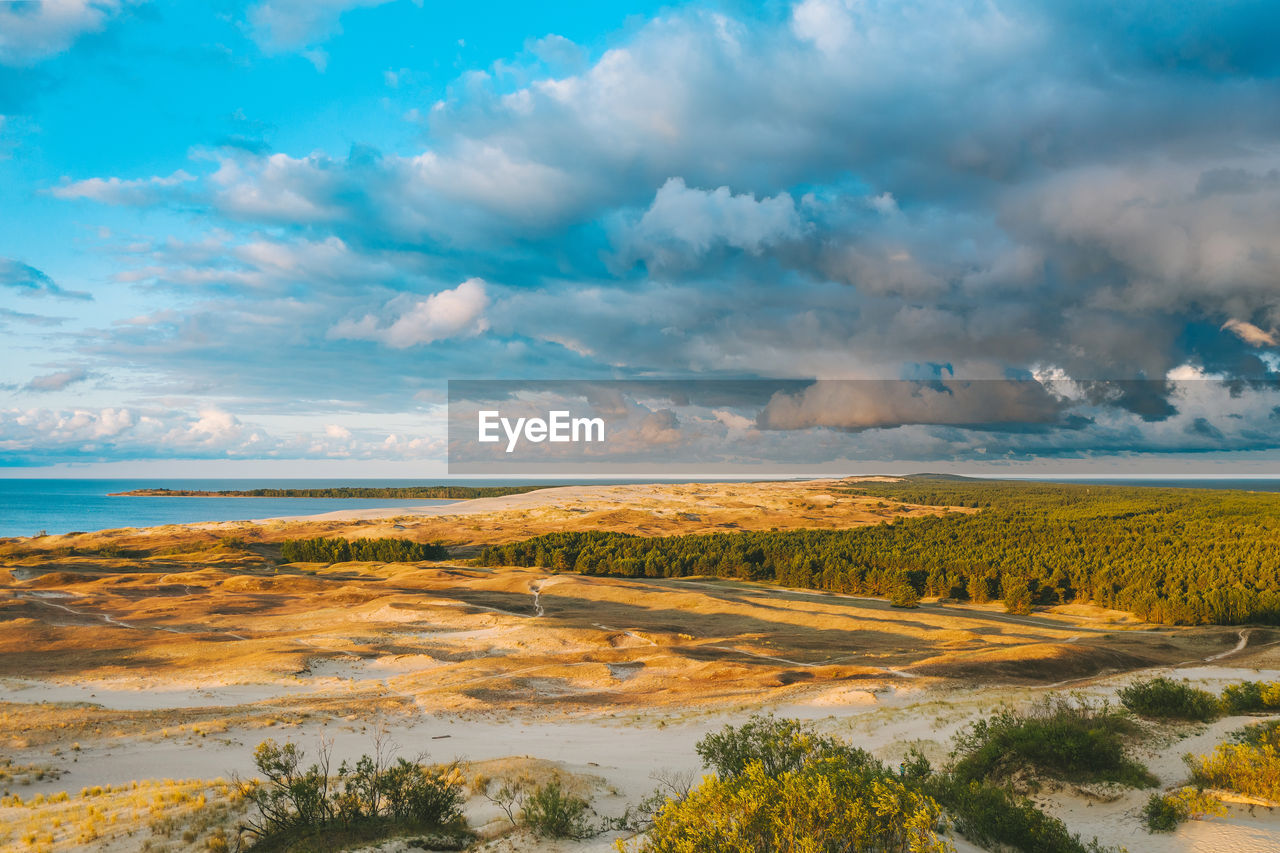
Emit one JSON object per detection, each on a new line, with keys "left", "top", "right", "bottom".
{"left": 109, "top": 485, "right": 553, "bottom": 499}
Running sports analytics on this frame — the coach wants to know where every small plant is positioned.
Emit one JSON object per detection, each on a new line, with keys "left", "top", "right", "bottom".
{"left": 519, "top": 779, "right": 592, "bottom": 839}
{"left": 1119, "top": 677, "right": 1220, "bottom": 721}
{"left": 1142, "top": 788, "right": 1225, "bottom": 832}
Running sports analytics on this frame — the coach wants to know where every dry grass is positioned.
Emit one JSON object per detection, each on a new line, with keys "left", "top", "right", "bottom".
{"left": 0, "top": 777, "right": 246, "bottom": 853}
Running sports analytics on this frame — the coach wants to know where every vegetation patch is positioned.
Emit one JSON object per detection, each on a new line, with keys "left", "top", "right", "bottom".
{"left": 1141, "top": 788, "right": 1225, "bottom": 832}
{"left": 237, "top": 739, "right": 470, "bottom": 852}
{"left": 1187, "top": 719, "right": 1280, "bottom": 802}
{"left": 1220, "top": 680, "right": 1280, "bottom": 714}
{"left": 280, "top": 537, "right": 448, "bottom": 564}
{"left": 950, "top": 697, "right": 1157, "bottom": 789}
{"left": 482, "top": 477, "right": 1280, "bottom": 625}
{"left": 624, "top": 714, "right": 1118, "bottom": 853}
{"left": 1119, "top": 677, "right": 1221, "bottom": 721}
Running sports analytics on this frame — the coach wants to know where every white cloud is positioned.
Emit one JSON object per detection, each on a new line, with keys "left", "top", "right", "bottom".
{"left": 0, "top": 0, "right": 131, "bottom": 66}
{"left": 616, "top": 177, "right": 805, "bottom": 270}
{"left": 49, "top": 171, "right": 195, "bottom": 205}
{"left": 331, "top": 278, "right": 490, "bottom": 348}
{"left": 246, "top": 0, "right": 394, "bottom": 54}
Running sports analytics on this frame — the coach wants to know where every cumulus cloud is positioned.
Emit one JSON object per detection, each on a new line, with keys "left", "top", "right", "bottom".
{"left": 0, "top": 0, "right": 132, "bottom": 66}
{"left": 28, "top": 0, "right": 1280, "bottom": 467}
{"left": 0, "top": 405, "right": 445, "bottom": 465}
{"left": 614, "top": 177, "right": 806, "bottom": 271}
{"left": 331, "top": 278, "right": 490, "bottom": 348}
{"left": 0, "top": 259, "right": 91, "bottom": 300}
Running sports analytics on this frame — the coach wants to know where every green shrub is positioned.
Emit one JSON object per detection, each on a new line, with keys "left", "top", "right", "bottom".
{"left": 930, "top": 774, "right": 1110, "bottom": 853}
{"left": 279, "top": 536, "right": 448, "bottom": 564}
{"left": 639, "top": 759, "right": 949, "bottom": 853}
{"left": 1141, "top": 788, "right": 1226, "bottom": 832}
{"left": 519, "top": 780, "right": 592, "bottom": 839}
{"left": 695, "top": 714, "right": 873, "bottom": 780}
{"left": 238, "top": 739, "right": 466, "bottom": 849}
{"left": 1118, "top": 677, "right": 1221, "bottom": 721}
{"left": 1141, "top": 792, "right": 1183, "bottom": 832}
{"left": 951, "top": 697, "right": 1155, "bottom": 788}
{"left": 1221, "top": 680, "right": 1280, "bottom": 714}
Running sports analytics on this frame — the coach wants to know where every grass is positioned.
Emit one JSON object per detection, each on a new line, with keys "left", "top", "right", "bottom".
{"left": 0, "top": 777, "right": 245, "bottom": 853}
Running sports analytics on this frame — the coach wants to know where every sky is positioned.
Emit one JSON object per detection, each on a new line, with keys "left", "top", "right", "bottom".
{"left": 2, "top": 0, "right": 1280, "bottom": 477}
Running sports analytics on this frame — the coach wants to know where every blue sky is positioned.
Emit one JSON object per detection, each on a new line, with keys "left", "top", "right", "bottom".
{"left": 2, "top": 0, "right": 1280, "bottom": 476}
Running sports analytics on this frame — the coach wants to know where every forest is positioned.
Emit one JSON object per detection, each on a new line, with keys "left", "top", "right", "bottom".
{"left": 112, "top": 485, "right": 550, "bottom": 499}
{"left": 280, "top": 536, "right": 448, "bottom": 563}
{"left": 479, "top": 478, "right": 1280, "bottom": 626}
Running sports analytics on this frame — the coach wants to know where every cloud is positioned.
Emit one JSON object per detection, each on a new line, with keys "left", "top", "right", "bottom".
{"left": 0, "top": 0, "right": 132, "bottom": 67}
{"left": 331, "top": 278, "right": 490, "bottom": 348}
{"left": 614, "top": 177, "right": 806, "bottom": 271}
{"left": 0, "top": 405, "right": 445, "bottom": 465}
{"left": 49, "top": 170, "right": 195, "bottom": 206}
{"left": 24, "top": 368, "right": 90, "bottom": 393}
{"left": 30, "top": 0, "right": 1280, "bottom": 468}
{"left": 1222, "top": 318, "right": 1277, "bottom": 347}
{"left": 756, "top": 380, "right": 1071, "bottom": 432}
{"left": 0, "top": 259, "right": 91, "bottom": 300}
{"left": 246, "top": 0, "right": 394, "bottom": 57}
{"left": 0, "top": 307, "right": 65, "bottom": 328}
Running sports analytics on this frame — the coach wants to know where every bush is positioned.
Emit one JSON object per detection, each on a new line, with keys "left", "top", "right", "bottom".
{"left": 279, "top": 537, "right": 448, "bottom": 564}
{"left": 519, "top": 780, "right": 591, "bottom": 839}
{"left": 1232, "top": 718, "right": 1280, "bottom": 746}
{"left": 238, "top": 739, "right": 466, "bottom": 849}
{"left": 1188, "top": 723, "right": 1280, "bottom": 801}
{"left": 930, "top": 774, "right": 1110, "bottom": 853}
{"left": 1141, "top": 788, "right": 1226, "bottom": 832}
{"left": 639, "top": 759, "right": 949, "bottom": 853}
{"left": 695, "top": 714, "right": 874, "bottom": 780}
{"left": 1119, "top": 677, "right": 1221, "bottom": 721}
{"left": 1220, "top": 680, "right": 1280, "bottom": 714}
{"left": 951, "top": 697, "right": 1155, "bottom": 788}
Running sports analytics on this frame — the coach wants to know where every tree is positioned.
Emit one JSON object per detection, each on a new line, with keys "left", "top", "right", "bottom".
{"left": 1002, "top": 575, "right": 1033, "bottom": 615}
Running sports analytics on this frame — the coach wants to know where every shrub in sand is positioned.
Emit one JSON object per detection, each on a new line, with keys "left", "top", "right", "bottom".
{"left": 1186, "top": 720, "right": 1280, "bottom": 803}
{"left": 1118, "top": 677, "right": 1220, "bottom": 722}
{"left": 950, "top": 696, "right": 1156, "bottom": 789}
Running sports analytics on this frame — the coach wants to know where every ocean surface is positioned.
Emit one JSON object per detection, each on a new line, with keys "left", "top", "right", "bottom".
{"left": 0, "top": 479, "right": 468, "bottom": 539}
{"left": 2, "top": 477, "right": 1279, "bottom": 539}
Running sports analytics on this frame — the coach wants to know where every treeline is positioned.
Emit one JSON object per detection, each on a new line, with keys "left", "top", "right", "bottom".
{"left": 281, "top": 537, "right": 448, "bottom": 563}
{"left": 479, "top": 478, "right": 1280, "bottom": 626}
{"left": 112, "top": 485, "right": 551, "bottom": 499}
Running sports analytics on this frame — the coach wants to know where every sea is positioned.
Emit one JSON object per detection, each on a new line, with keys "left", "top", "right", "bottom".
{"left": 2, "top": 477, "right": 1279, "bottom": 540}
{"left": 0, "top": 478, "right": 481, "bottom": 539}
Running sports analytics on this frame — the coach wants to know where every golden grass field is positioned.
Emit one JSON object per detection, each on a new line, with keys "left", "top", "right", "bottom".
{"left": 1, "top": 478, "right": 1278, "bottom": 852}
